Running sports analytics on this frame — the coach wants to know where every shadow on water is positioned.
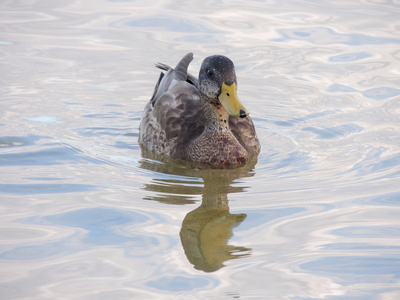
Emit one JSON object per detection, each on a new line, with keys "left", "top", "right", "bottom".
{"left": 139, "top": 147, "right": 257, "bottom": 272}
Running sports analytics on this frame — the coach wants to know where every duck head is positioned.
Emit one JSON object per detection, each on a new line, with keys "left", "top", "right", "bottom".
{"left": 198, "top": 55, "right": 249, "bottom": 118}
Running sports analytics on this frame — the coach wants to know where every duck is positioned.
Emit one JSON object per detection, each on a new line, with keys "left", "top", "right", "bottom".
{"left": 139, "top": 53, "right": 260, "bottom": 168}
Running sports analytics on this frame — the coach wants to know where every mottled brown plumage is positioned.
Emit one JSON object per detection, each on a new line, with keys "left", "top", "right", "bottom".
{"left": 139, "top": 53, "right": 260, "bottom": 168}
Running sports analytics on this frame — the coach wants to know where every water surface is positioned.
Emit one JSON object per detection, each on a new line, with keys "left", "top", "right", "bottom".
{"left": 1, "top": 0, "right": 400, "bottom": 299}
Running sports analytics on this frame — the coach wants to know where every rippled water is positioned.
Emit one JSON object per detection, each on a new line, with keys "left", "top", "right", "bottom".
{"left": 1, "top": 0, "right": 400, "bottom": 299}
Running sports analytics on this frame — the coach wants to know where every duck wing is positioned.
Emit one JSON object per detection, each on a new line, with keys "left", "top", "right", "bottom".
{"left": 140, "top": 53, "right": 205, "bottom": 158}
{"left": 229, "top": 116, "right": 261, "bottom": 157}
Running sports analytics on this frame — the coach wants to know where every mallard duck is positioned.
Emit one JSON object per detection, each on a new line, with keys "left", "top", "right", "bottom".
{"left": 139, "top": 53, "right": 260, "bottom": 168}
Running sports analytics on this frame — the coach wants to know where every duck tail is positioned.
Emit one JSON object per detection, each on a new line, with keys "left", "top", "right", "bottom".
{"left": 154, "top": 53, "right": 194, "bottom": 85}
{"left": 154, "top": 53, "right": 193, "bottom": 75}
{"left": 175, "top": 53, "right": 193, "bottom": 79}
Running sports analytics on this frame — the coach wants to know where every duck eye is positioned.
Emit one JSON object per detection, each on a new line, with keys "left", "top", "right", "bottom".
{"left": 207, "top": 69, "right": 213, "bottom": 77}
{"left": 226, "top": 92, "right": 230, "bottom": 97}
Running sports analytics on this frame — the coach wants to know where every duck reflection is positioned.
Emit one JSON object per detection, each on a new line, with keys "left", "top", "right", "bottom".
{"left": 139, "top": 147, "right": 257, "bottom": 272}
{"left": 180, "top": 173, "right": 252, "bottom": 272}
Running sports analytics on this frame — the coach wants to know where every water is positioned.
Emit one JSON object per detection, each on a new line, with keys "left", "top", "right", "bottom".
{"left": 1, "top": 0, "right": 400, "bottom": 299}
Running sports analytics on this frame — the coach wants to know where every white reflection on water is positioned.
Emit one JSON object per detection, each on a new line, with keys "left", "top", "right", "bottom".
{"left": 1, "top": 0, "right": 400, "bottom": 298}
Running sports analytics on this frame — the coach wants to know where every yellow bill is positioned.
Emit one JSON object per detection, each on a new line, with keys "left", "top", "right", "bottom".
{"left": 218, "top": 82, "right": 249, "bottom": 118}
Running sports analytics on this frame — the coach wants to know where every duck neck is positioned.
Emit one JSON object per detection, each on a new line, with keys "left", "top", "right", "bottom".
{"left": 200, "top": 95, "right": 230, "bottom": 132}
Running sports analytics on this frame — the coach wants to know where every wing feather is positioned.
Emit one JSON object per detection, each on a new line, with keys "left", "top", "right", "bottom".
{"left": 229, "top": 116, "right": 260, "bottom": 156}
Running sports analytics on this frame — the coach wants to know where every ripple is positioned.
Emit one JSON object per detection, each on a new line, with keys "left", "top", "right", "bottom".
{"left": 0, "top": 227, "right": 54, "bottom": 242}
{"left": 270, "top": 150, "right": 313, "bottom": 173}
{"left": 355, "top": 191, "right": 400, "bottom": 206}
{"left": 362, "top": 87, "right": 400, "bottom": 100}
{"left": 301, "top": 256, "right": 400, "bottom": 277}
{"left": 0, "top": 207, "right": 160, "bottom": 261}
{"left": 74, "top": 127, "right": 127, "bottom": 137}
{"left": 322, "top": 243, "right": 400, "bottom": 251}
{"left": 302, "top": 123, "right": 364, "bottom": 139}
{"left": 21, "top": 116, "right": 63, "bottom": 124}
{"left": 83, "top": 113, "right": 124, "bottom": 119}
{"left": 46, "top": 207, "right": 149, "bottom": 228}
{"left": 332, "top": 226, "right": 400, "bottom": 238}
{"left": 274, "top": 27, "right": 400, "bottom": 45}
{"left": 146, "top": 275, "right": 217, "bottom": 292}
{"left": 236, "top": 207, "right": 305, "bottom": 230}
{"left": 46, "top": 207, "right": 154, "bottom": 246}
{"left": 127, "top": 16, "right": 214, "bottom": 33}
{"left": 327, "top": 84, "right": 357, "bottom": 93}
{"left": 329, "top": 51, "right": 372, "bottom": 62}
{"left": 0, "top": 40, "right": 14, "bottom": 45}
{"left": 366, "top": 154, "right": 400, "bottom": 177}
{"left": 0, "top": 145, "right": 102, "bottom": 166}
{"left": 0, "top": 183, "right": 96, "bottom": 195}
{"left": 273, "top": 110, "right": 340, "bottom": 127}
{"left": 0, "top": 134, "right": 45, "bottom": 148}
{"left": 345, "top": 152, "right": 400, "bottom": 178}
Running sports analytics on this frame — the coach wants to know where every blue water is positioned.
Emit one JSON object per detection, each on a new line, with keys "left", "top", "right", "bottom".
{"left": 1, "top": 0, "right": 400, "bottom": 299}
